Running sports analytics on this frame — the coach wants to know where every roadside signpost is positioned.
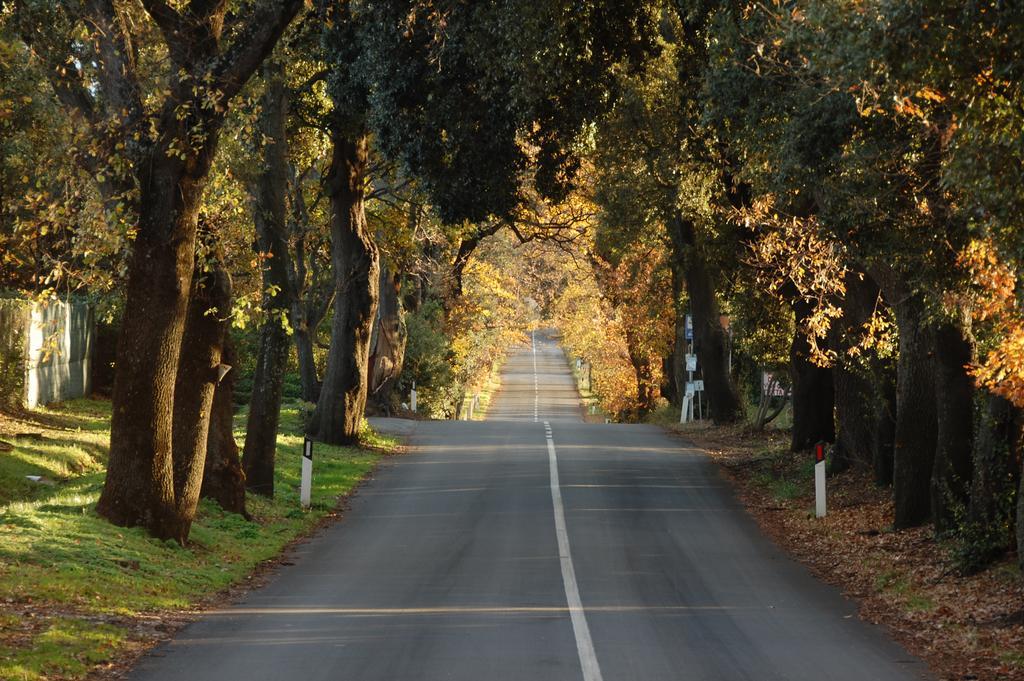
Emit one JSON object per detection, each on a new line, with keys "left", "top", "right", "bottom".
{"left": 679, "top": 326, "right": 704, "bottom": 423}
{"left": 301, "top": 437, "right": 314, "bottom": 508}
{"left": 410, "top": 381, "right": 417, "bottom": 413}
{"left": 814, "top": 441, "right": 827, "bottom": 518}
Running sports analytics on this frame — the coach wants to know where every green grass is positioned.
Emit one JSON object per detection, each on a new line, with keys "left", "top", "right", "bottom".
{"left": 0, "top": 615, "right": 126, "bottom": 681}
{"left": 1000, "top": 650, "right": 1024, "bottom": 668}
{"left": 874, "top": 569, "right": 936, "bottom": 613}
{"left": 741, "top": 443, "right": 814, "bottom": 503}
{"left": 0, "top": 399, "right": 392, "bottom": 680}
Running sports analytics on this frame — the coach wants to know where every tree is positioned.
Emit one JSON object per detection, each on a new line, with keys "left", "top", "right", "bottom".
{"left": 242, "top": 60, "right": 293, "bottom": 495}
{"left": 13, "top": 0, "right": 303, "bottom": 541}
{"left": 590, "top": 26, "right": 743, "bottom": 423}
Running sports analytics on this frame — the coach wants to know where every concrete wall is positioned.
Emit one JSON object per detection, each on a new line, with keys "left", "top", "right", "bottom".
{"left": 0, "top": 298, "right": 94, "bottom": 408}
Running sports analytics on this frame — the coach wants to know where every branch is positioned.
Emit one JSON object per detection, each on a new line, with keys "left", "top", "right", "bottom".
{"left": 139, "top": 0, "right": 186, "bottom": 51}
{"left": 84, "top": 0, "right": 145, "bottom": 121}
{"left": 212, "top": 0, "right": 306, "bottom": 103}
{"left": 186, "top": 0, "right": 228, "bottom": 21}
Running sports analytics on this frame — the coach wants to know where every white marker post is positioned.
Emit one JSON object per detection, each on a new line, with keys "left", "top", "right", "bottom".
{"left": 814, "top": 441, "right": 826, "bottom": 518}
{"left": 301, "top": 437, "right": 314, "bottom": 509}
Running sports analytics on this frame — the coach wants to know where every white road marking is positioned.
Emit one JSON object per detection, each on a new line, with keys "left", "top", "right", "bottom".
{"left": 532, "top": 330, "right": 539, "bottom": 422}
{"left": 545, "top": 421, "right": 604, "bottom": 681}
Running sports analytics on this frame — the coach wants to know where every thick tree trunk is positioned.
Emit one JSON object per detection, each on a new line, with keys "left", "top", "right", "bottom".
{"left": 626, "top": 348, "right": 659, "bottom": 417}
{"left": 930, "top": 320, "right": 975, "bottom": 534}
{"left": 1018, "top": 439, "right": 1024, "bottom": 574}
{"left": 166, "top": 243, "right": 232, "bottom": 543}
{"left": 37, "top": 0, "right": 302, "bottom": 544}
{"left": 96, "top": 154, "right": 208, "bottom": 540}
{"left": 969, "top": 395, "right": 1019, "bottom": 543}
{"left": 666, "top": 214, "right": 742, "bottom": 423}
{"left": 668, "top": 260, "right": 686, "bottom": 407}
{"left": 369, "top": 263, "right": 408, "bottom": 410}
{"left": 873, "top": 370, "right": 897, "bottom": 486}
{"left": 789, "top": 296, "right": 836, "bottom": 452}
{"left": 242, "top": 65, "right": 292, "bottom": 497}
{"left": 308, "top": 131, "right": 379, "bottom": 445}
{"left": 202, "top": 336, "right": 248, "bottom": 516}
{"left": 890, "top": 289, "right": 938, "bottom": 529}
{"left": 832, "top": 273, "right": 883, "bottom": 470}
{"left": 625, "top": 329, "right": 657, "bottom": 417}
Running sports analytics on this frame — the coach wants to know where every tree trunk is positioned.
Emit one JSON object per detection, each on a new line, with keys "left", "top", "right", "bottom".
{"left": 969, "top": 395, "right": 1019, "bottom": 546}
{"left": 308, "top": 131, "right": 379, "bottom": 445}
{"left": 242, "top": 64, "right": 292, "bottom": 497}
{"left": 789, "top": 296, "right": 836, "bottom": 452}
{"left": 666, "top": 214, "right": 742, "bottom": 423}
{"left": 37, "top": 0, "right": 303, "bottom": 544}
{"left": 873, "top": 369, "right": 897, "bottom": 486}
{"left": 96, "top": 153, "right": 208, "bottom": 540}
{"left": 889, "top": 289, "right": 938, "bottom": 529}
{"left": 285, "top": 163, "right": 333, "bottom": 405}
{"left": 668, "top": 259, "right": 686, "bottom": 407}
{"left": 369, "top": 263, "right": 408, "bottom": 411}
{"left": 166, "top": 241, "right": 232, "bottom": 543}
{"left": 1018, "top": 435, "right": 1024, "bottom": 574}
{"left": 202, "top": 335, "right": 248, "bottom": 517}
{"left": 930, "top": 320, "right": 975, "bottom": 534}
{"left": 293, "top": 327, "right": 319, "bottom": 402}
{"left": 625, "top": 329, "right": 657, "bottom": 418}
{"left": 832, "top": 273, "right": 883, "bottom": 470}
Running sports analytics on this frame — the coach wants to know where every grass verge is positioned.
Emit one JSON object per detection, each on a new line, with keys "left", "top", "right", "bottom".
{"left": 0, "top": 399, "right": 393, "bottom": 680}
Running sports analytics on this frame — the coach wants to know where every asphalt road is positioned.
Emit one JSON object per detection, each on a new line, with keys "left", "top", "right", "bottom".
{"left": 129, "top": 330, "right": 931, "bottom": 681}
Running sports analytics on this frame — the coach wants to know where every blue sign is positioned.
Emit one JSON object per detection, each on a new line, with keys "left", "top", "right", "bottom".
{"left": 685, "top": 314, "right": 693, "bottom": 341}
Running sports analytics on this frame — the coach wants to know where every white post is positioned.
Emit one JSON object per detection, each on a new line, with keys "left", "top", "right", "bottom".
{"left": 814, "top": 442, "right": 826, "bottom": 518}
{"left": 301, "top": 437, "right": 313, "bottom": 508}
{"left": 410, "top": 381, "right": 417, "bottom": 413}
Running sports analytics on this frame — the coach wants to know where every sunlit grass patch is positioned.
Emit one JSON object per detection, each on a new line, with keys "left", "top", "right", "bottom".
{"left": 0, "top": 399, "right": 390, "bottom": 678}
{"left": 0, "top": 614, "right": 126, "bottom": 681}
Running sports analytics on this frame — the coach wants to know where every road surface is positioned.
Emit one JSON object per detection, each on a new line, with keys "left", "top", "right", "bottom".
{"left": 129, "top": 330, "right": 930, "bottom": 681}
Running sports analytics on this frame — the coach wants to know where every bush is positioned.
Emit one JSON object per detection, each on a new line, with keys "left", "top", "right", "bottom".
{"left": 399, "top": 301, "right": 460, "bottom": 418}
{"left": 949, "top": 490, "right": 1016, "bottom": 575}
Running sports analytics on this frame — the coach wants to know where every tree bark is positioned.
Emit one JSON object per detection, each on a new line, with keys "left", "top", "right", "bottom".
{"left": 308, "top": 131, "right": 379, "bottom": 445}
{"left": 666, "top": 213, "right": 742, "bottom": 423}
{"left": 242, "top": 63, "right": 292, "bottom": 497}
{"left": 668, "top": 258, "right": 687, "bottom": 407}
{"left": 201, "top": 335, "right": 248, "bottom": 517}
{"left": 832, "top": 273, "right": 883, "bottom": 470}
{"left": 368, "top": 263, "right": 408, "bottom": 411}
{"left": 930, "top": 320, "right": 975, "bottom": 534}
{"left": 96, "top": 154, "right": 210, "bottom": 540}
{"left": 165, "top": 241, "right": 232, "bottom": 543}
{"left": 285, "top": 164, "right": 333, "bottom": 404}
{"left": 30, "top": 0, "right": 304, "bottom": 543}
{"left": 789, "top": 296, "right": 836, "bottom": 452}
{"left": 873, "top": 369, "right": 898, "bottom": 487}
{"left": 1018, "top": 432, "right": 1024, "bottom": 574}
{"left": 889, "top": 287, "right": 938, "bottom": 529}
{"left": 625, "top": 328, "right": 657, "bottom": 417}
{"left": 969, "top": 395, "right": 1019, "bottom": 541}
